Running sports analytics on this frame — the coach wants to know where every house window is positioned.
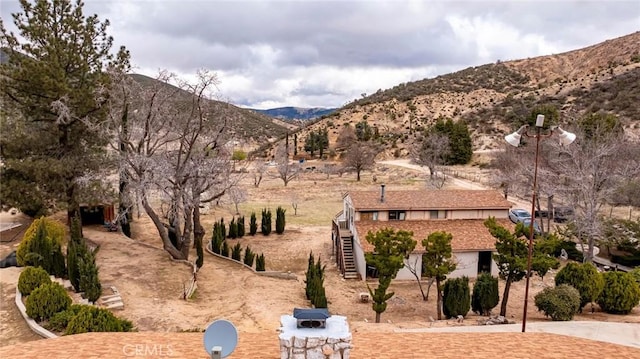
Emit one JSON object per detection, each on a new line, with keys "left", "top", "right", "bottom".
{"left": 389, "top": 210, "right": 406, "bottom": 221}
{"left": 360, "top": 211, "right": 378, "bottom": 221}
{"left": 429, "top": 210, "right": 438, "bottom": 219}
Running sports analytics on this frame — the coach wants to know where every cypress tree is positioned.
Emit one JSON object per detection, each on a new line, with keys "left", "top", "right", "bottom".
{"left": 442, "top": 277, "right": 471, "bottom": 318}
{"left": 79, "top": 250, "right": 101, "bottom": 304}
{"left": 275, "top": 206, "right": 286, "bottom": 234}
{"left": 237, "top": 216, "right": 245, "bottom": 237}
{"left": 243, "top": 246, "right": 256, "bottom": 267}
{"left": 471, "top": 273, "right": 499, "bottom": 316}
{"left": 221, "top": 240, "right": 230, "bottom": 257}
{"left": 67, "top": 217, "right": 86, "bottom": 292}
{"left": 220, "top": 218, "right": 226, "bottom": 239}
{"left": 228, "top": 218, "right": 237, "bottom": 239}
{"left": 261, "top": 208, "right": 272, "bottom": 235}
{"left": 249, "top": 212, "right": 258, "bottom": 236}
{"left": 231, "top": 243, "right": 243, "bottom": 261}
{"left": 256, "top": 253, "right": 266, "bottom": 271}
{"left": 50, "top": 241, "right": 67, "bottom": 278}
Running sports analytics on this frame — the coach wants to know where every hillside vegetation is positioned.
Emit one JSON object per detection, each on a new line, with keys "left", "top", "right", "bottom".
{"left": 266, "top": 31, "right": 640, "bottom": 158}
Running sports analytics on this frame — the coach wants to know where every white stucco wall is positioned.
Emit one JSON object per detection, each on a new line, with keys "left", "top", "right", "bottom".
{"left": 395, "top": 253, "right": 422, "bottom": 280}
{"left": 449, "top": 210, "right": 479, "bottom": 219}
{"left": 352, "top": 227, "right": 367, "bottom": 281}
{"left": 449, "top": 251, "right": 498, "bottom": 278}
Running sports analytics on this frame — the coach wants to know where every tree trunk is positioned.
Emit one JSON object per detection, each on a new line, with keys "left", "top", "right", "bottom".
{"left": 356, "top": 170, "right": 361, "bottom": 181}
{"left": 436, "top": 278, "right": 442, "bottom": 320}
{"left": 66, "top": 181, "right": 82, "bottom": 237}
{"left": 500, "top": 278, "right": 512, "bottom": 316}
{"left": 375, "top": 312, "right": 381, "bottom": 323}
{"left": 425, "top": 277, "right": 435, "bottom": 301}
{"left": 193, "top": 205, "right": 205, "bottom": 267}
{"left": 141, "top": 194, "right": 185, "bottom": 259}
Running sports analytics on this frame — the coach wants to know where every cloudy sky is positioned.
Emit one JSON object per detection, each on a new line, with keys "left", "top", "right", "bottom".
{"left": 1, "top": 1, "right": 639, "bottom": 109}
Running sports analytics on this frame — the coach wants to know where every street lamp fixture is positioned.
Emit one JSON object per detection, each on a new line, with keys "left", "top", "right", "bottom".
{"left": 504, "top": 114, "right": 576, "bottom": 333}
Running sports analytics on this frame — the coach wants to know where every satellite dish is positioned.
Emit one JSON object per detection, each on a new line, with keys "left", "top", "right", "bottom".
{"left": 203, "top": 319, "right": 238, "bottom": 358}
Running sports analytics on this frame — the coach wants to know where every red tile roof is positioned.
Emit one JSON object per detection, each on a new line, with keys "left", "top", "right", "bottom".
{"left": 348, "top": 189, "right": 511, "bottom": 211}
{"left": 355, "top": 218, "right": 516, "bottom": 253}
{"left": 1, "top": 331, "right": 638, "bottom": 358}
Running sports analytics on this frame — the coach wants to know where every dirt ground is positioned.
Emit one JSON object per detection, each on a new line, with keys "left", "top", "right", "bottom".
{"left": 1, "top": 161, "right": 638, "bottom": 347}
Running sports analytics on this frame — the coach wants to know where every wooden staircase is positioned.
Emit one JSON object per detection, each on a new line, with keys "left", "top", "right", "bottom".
{"left": 341, "top": 236, "right": 358, "bottom": 279}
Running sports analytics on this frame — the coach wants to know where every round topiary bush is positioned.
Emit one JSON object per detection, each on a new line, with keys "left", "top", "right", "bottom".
{"left": 597, "top": 271, "right": 640, "bottom": 314}
{"left": 534, "top": 284, "right": 581, "bottom": 321}
{"left": 25, "top": 282, "right": 71, "bottom": 322}
{"left": 65, "top": 305, "right": 133, "bottom": 335}
{"left": 17, "top": 217, "right": 66, "bottom": 267}
{"left": 555, "top": 262, "right": 604, "bottom": 310}
{"left": 18, "top": 266, "right": 51, "bottom": 296}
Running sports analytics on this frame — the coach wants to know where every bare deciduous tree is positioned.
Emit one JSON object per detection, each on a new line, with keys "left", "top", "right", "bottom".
{"left": 274, "top": 144, "right": 300, "bottom": 186}
{"left": 252, "top": 160, "right": 267, "bottom": 188}
{"left": 335, "top": 124, "right": 357, "bottom": 151}
{"left": 227, "top": 186, "right": 247, "bottom": 214}
{"left": 109, "top": 69, "right": 234, "bottom": 261}
{"left": 413, "top": 132, "right": 451, "bottom": 189}
{"left": 342, "top": 143, "right": 377, "bottom": 181}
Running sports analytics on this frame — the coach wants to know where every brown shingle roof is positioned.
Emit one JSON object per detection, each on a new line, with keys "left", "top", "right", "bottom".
{"left": 348, "top": 189, "right": 512, "bottom": 211}
{"left": 1, "top": 331, "right": 639, "bottom": 358}
{"left": 355, "top": 218, "right": 515, "bottom": 253}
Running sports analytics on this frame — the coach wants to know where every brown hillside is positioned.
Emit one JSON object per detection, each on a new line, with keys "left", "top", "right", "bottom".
{"left": 261, "top": 32, "right": 640, "bottom": 159}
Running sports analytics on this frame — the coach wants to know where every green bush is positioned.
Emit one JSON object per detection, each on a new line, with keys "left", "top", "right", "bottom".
{"left": 26, "top": 282, "right": 71, "bottom": 321}
{"left": 261, "top": 208, "right": 272, "bottom": 235}
{"left": 443, "top": 277, "right": 471, "bottom": 318}
{"left": 18, "top": 266, "right": 52, "bottom": 296}
{"left": 237, "top": 216, "right": 245, "bottom": 237}
{"left": 597, "top": 271, "right": 640, "bottom": 314}
{"left": 17, "top": 217, "right": 66, "bottom": 267}
{"left": 249, "top": 212, "right": 257, "bottom": 236}
{"left": 534, "top": 284, "right": 581, "bottom": 321}
{"left": 50, "top": 241, "right": 67, "bottom": 278}
{"left": 630, "top": 267, "right": 640, "bottom": 284}
{"left": 46, "top": 304, "right": 85, "bottom": 332}
{"left": 275, "top": 206, "right": 286, "bottom": 234}
{"left": 65, "top": 305, "right": 133, "bottom": 334}
{"left": 243, "top": 246, "right": 256, "bottom": 267}
{"left": 471, "top": 273, "right": 499, "bottom": 316}
{"left": 256, "top": 253, "right": 266, "bottom": 271}
{"left": 555, "top": 262, "right": 604, "bottom": 310}
{"left": 231, "top": 243, "right": 242, "bottom": 261}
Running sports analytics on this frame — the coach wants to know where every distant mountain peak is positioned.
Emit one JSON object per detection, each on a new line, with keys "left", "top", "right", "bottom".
{"left": 248, "top": 106, "right": 337, "bottom": 121}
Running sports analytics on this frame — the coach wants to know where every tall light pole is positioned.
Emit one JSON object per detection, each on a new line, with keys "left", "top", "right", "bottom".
{"left": 504, "top": 114, "right": 576, "bottom": 333}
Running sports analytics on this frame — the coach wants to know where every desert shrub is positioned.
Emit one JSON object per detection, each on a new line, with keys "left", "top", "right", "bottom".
{"left": 443, "top": 277, "right": 471, "bottom": 318}
{"left": 26, "top": 282, "right": 71, "bottom": 321}
{"left": 534, "top": 284, "right": 581, "bottom": 321}
{"left": 17, "top": 217, "right": 65, "bottom": 267}
{"left": 256, "top": 253, "right": 266, "bottom": 271}
{"left": 597, "top": 271, "right": 640, "bottom": 314}
{"left": 275, "top": 206, "right": 286, "bottom": 234}
{"left": 221, "top": 241, "right": 230, "bottom": 257}
{"left": 18, "top": 266, "right": 51, "bottom": 296}
{"left": 471, "top": 273, "right": 499, "bottom": 316}
{"left": 46, "top": 304, "right": 85, "bottom": 332}
{"left": 555, "top": 262, "right": 604, "bottom": 310}
{"left": 231, "top": 243, "right": 242, "bottom": 261}
{"left": 243, "top": 246, "right": 255, "bottom": 267}
{"left": 249, "top": 212, "right": 257, "bottom": 235}
{"left": 261, "top": 208, "right": 272, "bottom": 235}
{"left": 65, "top": 305, "right": 133, "bottom": 334}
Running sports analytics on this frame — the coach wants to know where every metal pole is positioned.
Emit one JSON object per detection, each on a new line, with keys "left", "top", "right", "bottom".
{"left": 522, "top": 126, "right": 542, "bottom": 333}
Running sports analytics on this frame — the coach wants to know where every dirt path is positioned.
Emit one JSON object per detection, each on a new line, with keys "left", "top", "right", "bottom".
{"left": 0, "top": 267, "right": 42, "bottom": 347}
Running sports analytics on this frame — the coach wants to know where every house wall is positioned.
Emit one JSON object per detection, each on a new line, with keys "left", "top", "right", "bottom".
{"left": 352, "top": 227, "right": 367, "bottom": 280}
{"left": 449, "top": 251, "right": 498, "bottom": 278}
{"left": 395, "top": 253, "right": 422, "bottom": 280}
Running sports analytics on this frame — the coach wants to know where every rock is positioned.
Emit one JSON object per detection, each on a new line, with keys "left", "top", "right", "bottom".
{"left": 322, "top": 344, "right": 334, "bottom": 356}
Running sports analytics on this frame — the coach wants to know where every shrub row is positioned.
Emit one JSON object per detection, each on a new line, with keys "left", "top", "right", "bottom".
{"left": 209, "top": 239, "right": 265, "bottom": 272}
{"left": 304, "top": 252, "right": 327, "bottom": 309}
{"left": 46, "top": 304, "right": 133, "bottom": 334}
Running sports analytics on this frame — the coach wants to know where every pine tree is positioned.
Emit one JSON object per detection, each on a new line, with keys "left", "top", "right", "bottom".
{"left": 0, "top": 0, "right": 129, "bottom": 221}
{"left": 249, "top": 212, "right": 257, "bottom": 236}
{"left": 275, "top": 206, "right": 286, "bottom": 234}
